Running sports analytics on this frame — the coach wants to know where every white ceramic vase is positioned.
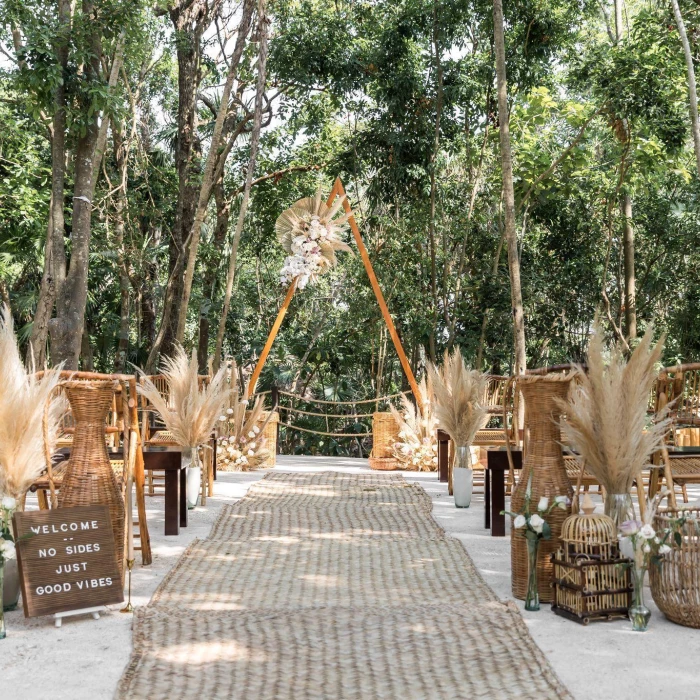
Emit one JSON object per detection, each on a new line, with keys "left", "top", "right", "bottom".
{"left": 183, "top": 448, "right": 201, "bottom": 509}
{"left": 453, "top": 446, "right": 474, "bottom": 508}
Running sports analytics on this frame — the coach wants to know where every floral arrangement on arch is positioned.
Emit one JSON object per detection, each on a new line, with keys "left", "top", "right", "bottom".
{"left": 390, "top": 377, "right": 438, "bottom": 471}
{"left": 216, "top": 361, "right": 272, "bottom": 471}
{"left": 276, "top": 188, "right": 353, "bottom": 289}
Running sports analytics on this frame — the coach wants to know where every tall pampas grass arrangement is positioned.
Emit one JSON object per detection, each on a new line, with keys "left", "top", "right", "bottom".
{"left": 217, "top": 361, "right": 272, "bottom": 471}
{"left": 0, "top": 305, "right": 66, "bottom": 503}
{"left": 136, "top": 346, "right": 230, "bottom": 448}
{"left": 428, "top": 348, "right": 488, "bottom": 448}
{"left": 390, "top": 377, "right": 438, "bottom": 471}
{"left": 559, "top": 322, "right": 669, "bottom": 502}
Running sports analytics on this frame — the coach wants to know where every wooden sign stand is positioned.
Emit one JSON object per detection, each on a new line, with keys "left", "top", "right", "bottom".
{"left": 54, "top": 606, "right": 104, "bottom": 628}
{"left": 247, "top": 177, "right": 422, "bottom": 405}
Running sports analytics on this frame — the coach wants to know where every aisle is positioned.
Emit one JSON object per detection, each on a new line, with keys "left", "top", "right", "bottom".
{"left": 116, "top": 471, "right": 570, "bottom": 700}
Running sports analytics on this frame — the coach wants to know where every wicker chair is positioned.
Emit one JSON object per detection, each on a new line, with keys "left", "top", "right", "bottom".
{"left": 28, "top": 371, "right": 152, "bottom": 566}
{"left": 652, "top": 363, "right": 700, "bottom": 504}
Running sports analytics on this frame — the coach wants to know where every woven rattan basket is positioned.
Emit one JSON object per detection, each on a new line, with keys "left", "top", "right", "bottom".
{"left": 368, "top": 456, "right": 400, "bottom": 471}
{"left": 57, "top": 380, "right": 125, "bottom": 580}
{"left": 258, "top": 411, "right": 278, "bottom": 467}
{"left": 509, "top": 375, "right": 574, "bottom": 602}
{"left": 650, "top": 506, "right": 700, "bottom": 628}
{"left": 372, "top": 412, "right": 399, "bottom": 458}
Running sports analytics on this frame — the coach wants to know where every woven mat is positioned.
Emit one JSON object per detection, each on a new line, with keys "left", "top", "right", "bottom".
{"left": 118, "top": 602, "right": 570, "bottom": 700}
{"left": 209, "top": 501, "right": 446, "bottom": 541}
{"left": 149, "top": 537, "right": 494, "bottom": 612}
{"left": 116, "top": 471, "right": 571, "bottom": 700}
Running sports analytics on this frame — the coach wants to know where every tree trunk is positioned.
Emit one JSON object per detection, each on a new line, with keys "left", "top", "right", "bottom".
{"left": 197, "top": 178, "right": 230, "bottom": 372}
{"left": 49, "top": 0, "right": 103, "bottom": 369}
{"left": 427, "top": 7, "right": 443, "bottom": 364}
{"left": 27, "top": 0, "right": 71, "bottom": 367}
{"left": 671, "top": 0, "right": 700, "bottom": 176}
{"left": 147, "top": 7, "right": 206, "bottom": 369}
{"left": 112, "top": 124, "right": 131, "bottom": 372}
{"left": 614, "top": 0, "right": 623, "bottom": 43}
{"left": 213, "top": 0, "right": 269, "bottom": 370}
{"left": 621, "top": 193, "right": 636, "bottom": 340}
{"left": 139, "top": 223, "right": 159, "bottom": 361}
{"left": 493, "top": 0, "right": 527, "bottom": 377}
{"left": 176, "top": 0, "right": 255, "bottom": 343}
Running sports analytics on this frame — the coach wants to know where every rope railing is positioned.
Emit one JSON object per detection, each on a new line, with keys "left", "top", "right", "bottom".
{"left": 278, "top": 424, "right": 372, "bottom": 438}
{"left": 276, "top": 390, "right": 408, "bottom": 405}
{"left": 277, "top": 405, "right": 372, "bottom": 420}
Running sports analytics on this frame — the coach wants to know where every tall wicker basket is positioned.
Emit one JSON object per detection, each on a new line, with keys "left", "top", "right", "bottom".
{"left": 369, "top": 411, "right": 400, "bottom": 470}
{"left": 57, "top": 380, "right": 125, "bottom": 580}
{"left": 650, "top": 506, "right": 700, "bottom": 628}
{"left": 258, "top": 411, "right": 279, "bottom": 467}
{"left": 510, "top": 375, "right": 574, "bottom": 602}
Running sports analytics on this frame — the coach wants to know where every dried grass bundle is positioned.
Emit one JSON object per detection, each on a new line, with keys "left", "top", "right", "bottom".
{"left": 390, "top": 377, "right": 438, "bottom": 471}
{"left": 217, "top": 361, "right": 272, "bottom": 471}
{"left": 428, "top": 348, "right": 488, "bottom": 447}
{"left": 0, "top": 305, "right": 66, "bottom": 502}
{"left": 137, "top": 346, "right": 230, "bottom": 448}
{"left": 559, "top": 323, "right": 668, "bottom": 495}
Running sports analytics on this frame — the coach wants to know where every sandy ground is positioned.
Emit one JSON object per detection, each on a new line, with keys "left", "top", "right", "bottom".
{"left": 2, "top": 455, "right": 699, "bottom": 699}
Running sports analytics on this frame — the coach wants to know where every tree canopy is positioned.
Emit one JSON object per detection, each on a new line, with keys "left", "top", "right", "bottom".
{"left": 1, "top": 0, "right": 700, "bottom": 453}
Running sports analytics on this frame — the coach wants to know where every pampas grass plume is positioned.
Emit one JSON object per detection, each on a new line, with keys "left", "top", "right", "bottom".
{"left": 428, "top": 348, "right": 488, "bottom": 447}
{"left": 559, "top": 322, "right": 668, "bottom": 494}
{"left": 137, "top": 346, "right": 231, "bottom": 448}
{"left": 0, "top": 305, "right": 67, "bottom": 502}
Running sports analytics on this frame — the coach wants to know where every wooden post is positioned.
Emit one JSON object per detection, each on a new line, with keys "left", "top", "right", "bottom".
{"left": 328, "top": 178, "right": 423, "bottom": 405}
{"left": 247, "top": 278, "right": 298, "bottom": 399}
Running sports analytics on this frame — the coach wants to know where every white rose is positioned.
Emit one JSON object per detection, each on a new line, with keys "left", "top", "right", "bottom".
{"left": 253, "top": 426, "right": 260, "bottom": 434}
{"left": 529, "top": 514, "right": 544, "bottom": 534}
{"left": 513, "top": 515, "right": 527, "bottom": 529}
{"left": 226, "top": 408, "right": 234, "bottom": 414}
{"left": 659, "top": 544, "right": 672, "bottom": 555}
{"left": 2, "top": 496, "right": 17, "bottom": 511}
{"left": 248, "top": 450, "right": 255, "bottom": 456}
{"left": 0, "top": 539, "right": 16, "bottom": 560}
{"left": 643, "top": 543, "right": 651, "bottom": 554}
{"left": 619, "top": 536, "right": 634, "bottom": 559}
{"left": 537, "top": 497, "right": 549, "bottom": 512}
{"left": 219, "top": 415, "right": 226, "bottom": 422}
{"left": 640, "top": 524, "right": 656, "bottom": 540}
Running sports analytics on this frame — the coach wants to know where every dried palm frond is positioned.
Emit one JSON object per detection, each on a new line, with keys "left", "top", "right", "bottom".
{"left": 216, "top": 361, "right": 272, "bottom": 471}
{"left": 559, "top": 322, "right": 669, "bottom": 495}
{"left": 428, "top": 348, "right": 488, "bottom": 448}
{"left": 390, "top": 377, "right": 438, "bottom": 471}
{"left": 137, "top": 346, "right": 230, "bottom": 448}
{"left": 0, "top": 305, "right": 67, "bottom": 502}
{"left": 276, "top": 187, "right": 354, "bottom": 288}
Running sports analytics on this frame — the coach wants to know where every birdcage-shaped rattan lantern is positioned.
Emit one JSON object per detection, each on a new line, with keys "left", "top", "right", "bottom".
{"left": 552, "top": 497, "right": 632, "bottom": 624}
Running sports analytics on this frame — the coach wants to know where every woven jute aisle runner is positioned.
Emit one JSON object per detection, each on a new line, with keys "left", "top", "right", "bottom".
{"left": 116, "top": 471, "right": 572, "bottom": 700}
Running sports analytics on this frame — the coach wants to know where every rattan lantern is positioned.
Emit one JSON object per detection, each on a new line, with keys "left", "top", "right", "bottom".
{"left": 552, "top": 495, "right": 632, "bottom": 624}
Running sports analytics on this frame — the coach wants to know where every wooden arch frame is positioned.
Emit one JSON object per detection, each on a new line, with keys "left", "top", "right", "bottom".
{"left": 247, "top": 177, "right": 422, "bottom": 405}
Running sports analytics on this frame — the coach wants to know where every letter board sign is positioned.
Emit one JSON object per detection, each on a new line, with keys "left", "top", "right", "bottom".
{"left": 13, "top": 505, "right": 123, "bottom": 618}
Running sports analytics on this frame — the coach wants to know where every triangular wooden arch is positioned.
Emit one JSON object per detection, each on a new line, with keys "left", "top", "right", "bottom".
{"left": 247, "top": 177, "right": 422, "bottom": 405}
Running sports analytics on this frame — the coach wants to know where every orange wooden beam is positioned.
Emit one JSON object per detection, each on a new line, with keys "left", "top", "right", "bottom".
{"left": 247, "top": 277, "right": 298, "bottom": 399}
{"left": 330, "top": 178, "right": 422, "bottom": 405}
